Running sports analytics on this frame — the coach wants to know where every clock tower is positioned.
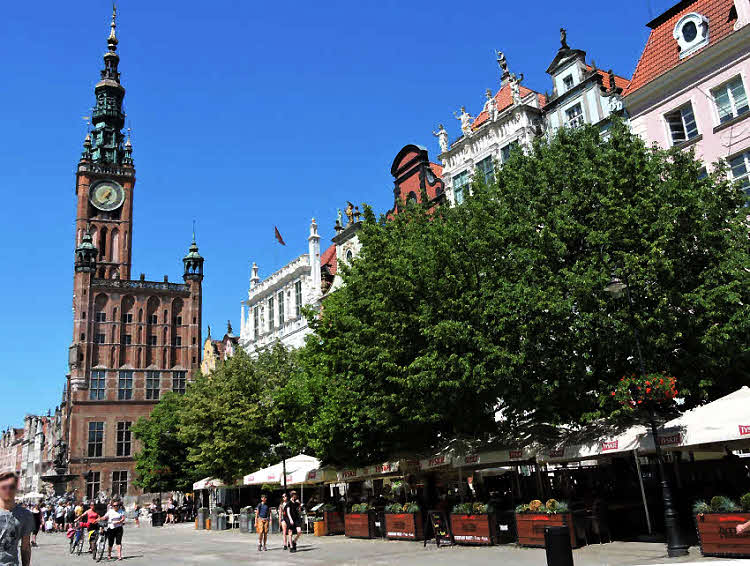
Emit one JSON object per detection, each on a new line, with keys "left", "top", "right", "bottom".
{"left": 74, "top": 6, "right": 134, "bottom": 282}
{"left": 64, "top": 7, "right": 203, "bottom": 500}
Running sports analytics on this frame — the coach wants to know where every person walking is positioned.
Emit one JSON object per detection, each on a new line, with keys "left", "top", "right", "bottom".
{"left": 0, "top": 472, "right": 34, "bottom": 566}
{"left": 284, "top": 491, "right": 302, "bottom": 553}
{"left": 100, "top": 500, "right": 125, "bottom": 561}
{"left": 133, "top": 504, "right": 140, "bottom": 528}
{"left": 255, "top": 494, "right": 270, "bottom": 551}
{"left": 278, "top": 494, "right": 289, "bottom": 550}
{"left": 29, "top": 505, "right": 40, "bottom": 548}
{"left": 54, "top": 502, "right": 65, "bottom": 532}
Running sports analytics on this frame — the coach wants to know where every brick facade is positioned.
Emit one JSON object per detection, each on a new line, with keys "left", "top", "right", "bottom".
{"left": 62, "top": 8, "right": 203, "bottom": 501}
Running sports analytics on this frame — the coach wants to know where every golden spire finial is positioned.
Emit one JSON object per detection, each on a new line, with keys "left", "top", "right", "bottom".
{"left": 108, "top": 3, "right": 118, "bottom": 46}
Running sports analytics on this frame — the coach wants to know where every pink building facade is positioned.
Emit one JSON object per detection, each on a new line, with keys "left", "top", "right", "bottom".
{"left": 625, "top": 0, "right": 750, "bottom": 191}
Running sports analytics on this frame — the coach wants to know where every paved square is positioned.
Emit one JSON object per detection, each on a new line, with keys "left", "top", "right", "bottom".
{"left": 31, "top": 523, "right": 721, "bottom": 565}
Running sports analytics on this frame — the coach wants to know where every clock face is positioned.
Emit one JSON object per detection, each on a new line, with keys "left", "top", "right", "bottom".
{"left": 89, "top": 180, "right": 124, "bottom": 211}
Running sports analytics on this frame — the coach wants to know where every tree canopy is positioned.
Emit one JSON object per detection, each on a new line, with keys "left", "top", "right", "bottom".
{"left": 290, "top": 120, "right": 749, "bottom": 466}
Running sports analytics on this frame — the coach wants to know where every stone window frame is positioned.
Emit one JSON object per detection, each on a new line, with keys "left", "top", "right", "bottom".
{"left": 673, "top": 12, "right": 709, "bottom": 59}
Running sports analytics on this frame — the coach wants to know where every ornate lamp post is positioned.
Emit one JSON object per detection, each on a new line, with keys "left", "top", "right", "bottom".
{"left": 605, "top": 272, "right": 688, "bottom": 557}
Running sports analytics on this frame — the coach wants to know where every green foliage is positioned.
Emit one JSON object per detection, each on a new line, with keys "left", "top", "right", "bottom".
{"left": 349, "top": 503, "right": 372, "bottom": 513}
{"left": 132, "top": 392, "right": 194, "bottom": 493}
{"left": 292, "top": 119, "right": 749, "bottom": 464}
{"left": 386, "top": 503, "right": 404, "bottom": 514}
{"left": 177, "top": 347, "right": 297, "bottom": 484}
{"left": 515, "top": 499, "right": 569, "bottom": 514}
{"left": 741, "top": 493, "right": 750, "bottom": 512}
{"left": 452, "top": 502, "right": 492, "bottom": 515}
{"left": 693, "top": 500, "right": 711, "bottom": 514}
{"left": 710, "top": 496, "right": 740, "bottom": 512}
{"left": 404, "top": 502, "right": 421, "bottom": 514}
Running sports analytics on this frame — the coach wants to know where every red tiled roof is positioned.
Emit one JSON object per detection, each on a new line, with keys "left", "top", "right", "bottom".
{"left": 624, "top": 0, "right": 737, "bottom": 95}
{"left": 585, "top": 65, "right": 631, "bottom": 91}
{"left": 321, "top": 243, "right": 337, "bottom": 276}
{"left": 472, "top": 83, "right": 542, "bottom": 128}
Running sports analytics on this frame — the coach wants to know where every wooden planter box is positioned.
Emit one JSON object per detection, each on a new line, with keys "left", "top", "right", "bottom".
{"left": 516, "top": 513, "right": 577, "bottom": 548}
{"left": 385, "top": 513, "right": 423, "bottom": 540}
{"left": 696, "top": 513, "right": 750, "bottom": 557}
{"left": 323, "top": 511, "right": 345, "bottom": 535}
{"left": 313, "top": 521, "right": 327, "bottom": 536}
{"left": 345, "top": 513, "right": 376, "bottom": 539}
{"left": 450, "top": 514, "right": 496, "bottom": 545}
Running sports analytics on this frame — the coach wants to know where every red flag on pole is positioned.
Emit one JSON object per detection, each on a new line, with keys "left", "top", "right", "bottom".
{"left": 274, "top": 226, "right": 286, "bottom": 246}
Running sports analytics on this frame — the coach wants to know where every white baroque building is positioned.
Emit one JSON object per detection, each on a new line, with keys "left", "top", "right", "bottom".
{"left": 543, "top": 30, "right": 628, "bottom": 135}
{"left": 240, "top": 218, "right": 338, "bottom": 354}
{"left": 437, "top": 52, "right": 546, "bottom": 206}
{"left": 434, "top": 33, "right": 629, "bottom": 198}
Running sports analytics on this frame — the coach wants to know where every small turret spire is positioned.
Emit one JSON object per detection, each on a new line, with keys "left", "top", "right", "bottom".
{"left": 108, "top": 4, "right": 118, "bottom": 51}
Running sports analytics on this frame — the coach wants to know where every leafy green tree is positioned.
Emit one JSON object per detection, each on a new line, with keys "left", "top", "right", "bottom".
{"left": 132, "top": 392, "right": 194, "bottom": 493}
{"left": 294, "top": 120, "right": 749, "bottom": 465}
{"left": 178, "top": 347, "right": 297, "bottom": 484}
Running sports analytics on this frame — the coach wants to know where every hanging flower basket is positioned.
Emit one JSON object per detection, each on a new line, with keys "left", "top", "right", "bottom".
{"left": 611, "top": 372, "right": 678, "bottom": 413}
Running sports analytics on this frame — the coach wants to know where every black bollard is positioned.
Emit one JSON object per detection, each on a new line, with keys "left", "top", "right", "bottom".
{"left": 544, "top": 526, "right": 574, "bottom": 566}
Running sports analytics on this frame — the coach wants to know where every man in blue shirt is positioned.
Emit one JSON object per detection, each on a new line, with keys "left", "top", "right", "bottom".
{"left": 255, "top": 495, "right": 270, "bottom": 551}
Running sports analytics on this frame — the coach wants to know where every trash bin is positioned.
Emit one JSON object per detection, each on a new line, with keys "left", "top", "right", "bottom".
{"left": 196, "top": 508, "right": 207, "bottom": 530}
{"left": 239, "top": 507, "right": 251, "bottom": 533}
{"left": 544, "top": 526, "right": 574, "bottom": 566}
{"left": 216, "top": 513, "right": 228, "bottom": 531}
{"left": 151, "top": 511, "right": 165, "bottom": 527}
{"left": 271, "top": 510, "right": 280, "bottom": 534}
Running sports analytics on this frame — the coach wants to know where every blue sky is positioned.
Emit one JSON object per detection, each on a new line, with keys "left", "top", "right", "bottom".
{"left": 0, "top": 0, "right": 676, "bottom": 428}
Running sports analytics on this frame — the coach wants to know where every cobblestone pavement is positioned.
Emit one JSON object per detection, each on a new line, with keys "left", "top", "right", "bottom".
{"left": 31, "top": 523, "right": 722, "bottom": 565}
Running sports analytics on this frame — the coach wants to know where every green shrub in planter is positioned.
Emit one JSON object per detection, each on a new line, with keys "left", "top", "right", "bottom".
{"left": 741, "top": 493, "right": 750, "bottom": 512}
{"left": 350, "top": 503, "right": 372, "bottom": 513}
{"left": 404, "top": 502, "right": 421, "bottom": 514}
{"left": 710, "top": 496, "right": 740, "bottom": 512}
{"left": 321, "top": 503, "right": 337, "bottom": 512}
{"left": 452, "top": 502, "right": 493, "bottom": 515}
{"left": 386, "top": 503, "right": 403, "bottom": 514}
{"left": 693, "top": 500, "right": 711, "bottom": 514}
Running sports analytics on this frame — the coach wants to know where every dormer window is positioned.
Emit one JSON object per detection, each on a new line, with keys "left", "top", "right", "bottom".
{"left": 673, "top": 13, "right": 709, "bottom": 59}
{"left": 563, "top": 74, "right": 574, "bottom": 91}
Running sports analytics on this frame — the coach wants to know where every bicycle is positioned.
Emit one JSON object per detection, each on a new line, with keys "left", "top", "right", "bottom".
{"left": 68, "top": 523, "right": 84, "bottom": 555}
{"left": 91, "top": 529, "right": 107, "bottom": 562}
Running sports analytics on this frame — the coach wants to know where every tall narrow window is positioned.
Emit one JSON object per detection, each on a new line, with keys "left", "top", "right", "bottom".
{"left": 562, "top": 74, "right": 574, "bottom": 91}
{"left": 148, "top": 314, "right": 158, "bottom": 325}
{"left": 278, "top": 292, "right": 285, "bottom": 327}
{"left": 94, "top": 333, "right": 105, "bottom": 344}
{"left": 500, "top": 141, "right": 520, "bottom": 163}
{"left": 87, "top": 422, "right": 104, "bottom": 458}
{"left": 253, "top": 306, "right": 259, "bottom": 339}
{"left": 118, "top": 370, "right": 133, "bottom": 400}
{"left": 112, "top": 471, "right": 128, "bottom": 496}
{"left": 116, "top": 422, "right": 131, "bottom": 456}
{"left": 148, "top": 335, "right": 157, "bottom": 346}
{"left": 145, "top": 371, "right": 160, "bottom": 400}
{"left": 565, "top": 103, "right": 584, "bottom": 128}
{"left": 95, "top": 311, "right": 106, "bottom": 322}
{"left": 268, "top": 297, "right": 275, "bottom": 331}
{"left": 729, "top": 150, "right": 750, "bottom": 195}
{"left": 665, "top": 103, "right": 699, "bottom": 145}
{"left": 85, "top": 471, "right": 101, "bottom": 501}
{"left": 89, "top": 370, "right": 106, "bottom": 401}
{"left": 712, "top": 76, "right": 749, "bottom": 124}
{"left": 122, "top": 313, "right": 133, "bottom": 323}
{"left": 453, "top": 171, "right": 469, "bottom": 204}
{"left": 476, "top": 157, "right": 494, "bottom": 184}
{"left": 294, "top": 282, "right": 302, "bottom": 318}
{"left": 173, "top": 371, "right": 187, "bottom": 394}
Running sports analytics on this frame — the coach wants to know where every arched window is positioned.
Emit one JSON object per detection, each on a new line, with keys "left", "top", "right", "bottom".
{"left": 99, "top": 227, "right": 108, "bottom": 259}
{"left": 111, "top": 229, "right": 120, "bottom": 265}
{"left": 406, "top": 191, "right": 418, "bottom": 206}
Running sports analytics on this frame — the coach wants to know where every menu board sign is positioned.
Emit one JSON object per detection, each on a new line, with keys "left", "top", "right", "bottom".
{"left": 425, "top": 510, "right": 453, "bottom": 547}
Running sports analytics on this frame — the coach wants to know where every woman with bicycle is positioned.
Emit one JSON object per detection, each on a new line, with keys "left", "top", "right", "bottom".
{"left": 100, "top": 500, "right": 125, "bottom": 561}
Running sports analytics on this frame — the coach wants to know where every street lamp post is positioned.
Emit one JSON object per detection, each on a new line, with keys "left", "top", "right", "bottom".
{"left": 605, "top": 272, "right": 689, "bottom": 557}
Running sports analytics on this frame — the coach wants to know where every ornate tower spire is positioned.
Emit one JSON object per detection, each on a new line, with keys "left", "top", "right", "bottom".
{"left": 183, "top": 233, "right": 204, "bottom": 282}
{"left": 88, "top": 4, "right": 130, "bottom": 166}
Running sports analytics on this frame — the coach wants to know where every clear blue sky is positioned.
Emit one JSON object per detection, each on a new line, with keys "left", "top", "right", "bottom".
{"left": 0, "top": 0, "right": 675, "bottom": 428}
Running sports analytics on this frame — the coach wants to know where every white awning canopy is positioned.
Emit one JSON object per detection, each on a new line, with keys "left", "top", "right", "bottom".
{"left": 243, "top": 454, "right": 320, "bottom": 486}
{"left": 192, "top": 477, "right": 226, "bottom": 490}
{"left": 659, "top": 386, "right": 750, "bottom": 450}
